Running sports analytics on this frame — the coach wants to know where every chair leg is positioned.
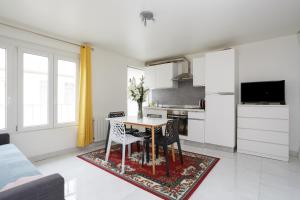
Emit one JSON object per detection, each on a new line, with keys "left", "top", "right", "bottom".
{"left": 171, "top": 144, "right": 176, "bottom": 162}
{"left": 177, "top": 141, "right": 183, "bottom": 164}
{"left": 146, "top": 141, "right": 150, "bottom": 163}
{"left": 128, "top": 144, "right": 131, "bottom": 157}
{"left": 105, "top": 139, "right": 112, "bottom": 161}
{"left": 121, "top": 143, "right": 126, "bottom": 174}
{"left": 155, "top": 144, "right": 159, "bottom": 158}
{"left": 136, "top": 141, "right": 140, "bottom": 152}
{"left": 142, "top": 142, "right": 145, "bottom": 166}
{"left": 104, "top": 125, "right": 111, "bottom": 153}
{"left": 163, "top": 143, "right": 170, "bottom": 176}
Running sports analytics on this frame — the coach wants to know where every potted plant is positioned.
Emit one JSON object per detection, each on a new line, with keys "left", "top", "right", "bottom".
{"left": 128, "top": 76, "right": 149, "bottom": 118}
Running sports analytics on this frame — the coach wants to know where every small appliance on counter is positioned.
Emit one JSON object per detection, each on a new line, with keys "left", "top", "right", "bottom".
{"left": 199, "top": 99, "right": 205, "bottom": 109}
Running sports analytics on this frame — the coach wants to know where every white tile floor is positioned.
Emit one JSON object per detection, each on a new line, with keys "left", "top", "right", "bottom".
{"left": 35, "top": 144, "right": 300, "bottom": 200}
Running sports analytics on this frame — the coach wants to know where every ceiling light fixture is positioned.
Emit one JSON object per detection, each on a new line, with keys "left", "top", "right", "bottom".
{"left": 140, "top": 11, "right": 155, "bottom": 27}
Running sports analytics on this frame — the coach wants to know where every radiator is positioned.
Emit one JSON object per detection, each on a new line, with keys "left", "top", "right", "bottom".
{"left": 93, "top": 118, "right": 108, "bottom": 142}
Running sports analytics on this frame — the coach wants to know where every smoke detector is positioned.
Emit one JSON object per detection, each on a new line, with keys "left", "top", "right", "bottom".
{"left": 140, "top": 11, "right": 155, "bottom": 27}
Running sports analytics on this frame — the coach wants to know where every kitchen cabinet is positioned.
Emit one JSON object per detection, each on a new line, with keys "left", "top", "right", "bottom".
{"left": 204, "top": 48, "right": 236, "bottom": 149}
{"left": 205, "top": 49, "right": 235, "bottom": 93}
{"left": 188, "top": 112, "right": 205, "bottom": 143}
{"left": 144, "top": 66, "right": 157, "bottom": 89}
{"left": 205, "top": 94, "right": 235, "bottom": 148}
{"left": 144, "top": 63, "right": 178, "bottom": 89}
{"left": 143, "top": 107, "right": 167, "bottom": 119}
{"left": 192, "top": 57, "right": 205, "bottom": 87}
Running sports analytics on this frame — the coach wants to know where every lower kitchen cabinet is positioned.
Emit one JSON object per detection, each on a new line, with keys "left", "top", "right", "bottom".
{"left": 187, "top": 112, "right": 205, "bottom": 143}
{"left": 188, "top": 118, "right": 205, "bottom": 143}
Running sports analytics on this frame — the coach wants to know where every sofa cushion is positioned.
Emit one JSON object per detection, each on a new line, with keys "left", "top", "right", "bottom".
{"left": 0, "top": 144, "right": 41, "bottom": 190}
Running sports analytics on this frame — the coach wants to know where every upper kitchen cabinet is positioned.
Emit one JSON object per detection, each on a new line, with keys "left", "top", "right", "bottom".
{"left": 144, "top": 65, "right": 156, "bottom": 89}
{"left": 205, "top": 49, "right": 235, "bottom": 93}
{"left": 192, "top": 57, "right": 205, "bottom": 87}
{"left": 144, "top": 63, "right": 178, "bottom": 89}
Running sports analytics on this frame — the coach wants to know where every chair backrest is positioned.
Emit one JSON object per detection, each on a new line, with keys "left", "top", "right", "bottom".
{"left": 145, "top": 127, "right": 163, "bottom": 135}
{"left": 165, "top": 119, "right": 180, "bottom": 140}
{"left": 107, "top": 111, "right": 126, "bottom": 132}
{"left": 108, "top": 111, "right": 125, "bottom": 118}
{"left": 110, "top": 120, "right": 126, "bottom": 143}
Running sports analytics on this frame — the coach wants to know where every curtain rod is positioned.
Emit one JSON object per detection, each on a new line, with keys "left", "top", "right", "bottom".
{"left": 0, "top": 21, "right": 94, "bottom": 51}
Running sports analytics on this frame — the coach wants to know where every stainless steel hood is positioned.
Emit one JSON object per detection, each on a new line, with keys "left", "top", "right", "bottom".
{"left": 172, "top": 64, "right": 193, "bottom": 81}
{"left": 145, "top": 56, "right": 192, "bottom": 81}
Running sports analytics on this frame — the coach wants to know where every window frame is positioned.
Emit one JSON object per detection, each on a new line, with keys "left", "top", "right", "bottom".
{"left": 0, "top": 45, "right": 7, "bottom": 133}
{"left": 54, "top": 55, "right": 79, "bottom": 127}
{"left": 17, "top": 47, "right": 54, "bottom": 132}
{"left": 127, "top": 66, "right": 146, "bottom": 117}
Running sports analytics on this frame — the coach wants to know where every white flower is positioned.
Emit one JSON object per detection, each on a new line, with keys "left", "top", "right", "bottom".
{"left": 128, "top": 76, "right": 149, "bottom": 103}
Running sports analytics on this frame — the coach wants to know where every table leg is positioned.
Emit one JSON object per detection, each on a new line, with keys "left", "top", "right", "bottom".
{"left": 171, "top": 144, "right": 175, "bottom": 162}
{"left": 151, "top": 126, "right": 156, "bottom": 175}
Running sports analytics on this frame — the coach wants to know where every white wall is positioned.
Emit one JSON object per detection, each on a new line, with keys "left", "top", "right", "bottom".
{"left": 236, "top": 35, "right": 300, "bottom": 153}
{"left": 0, "top": 24, "right": 143, "bottom": 158}
{"left": 92, "top": 48, "right": 144, "bottom": 142}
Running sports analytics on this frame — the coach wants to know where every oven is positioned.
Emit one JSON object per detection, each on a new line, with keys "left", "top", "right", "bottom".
{"left": 167, "top": 110, "right": 188, "bottom": 136}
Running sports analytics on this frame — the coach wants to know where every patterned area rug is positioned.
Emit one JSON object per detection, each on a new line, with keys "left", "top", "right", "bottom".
{"left": 77, "top": 145, "right": 219, "bottom": 200}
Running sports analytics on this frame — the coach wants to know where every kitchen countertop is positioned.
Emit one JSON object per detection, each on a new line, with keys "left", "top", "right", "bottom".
{"left": 143, "top": 106, "right": 205, "bottom": 112}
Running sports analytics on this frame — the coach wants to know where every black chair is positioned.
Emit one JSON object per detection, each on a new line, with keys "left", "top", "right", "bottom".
{"left": 0, "top": 133, "right": 10, "bottom": 145}
{"left": 104, "top": 111, "right": 139, "bottom": 153}
{"left": 143, "top": 127, "right": 163, "bottom": 163}
{"left": 143, "top": 119, "right": 183, "bottom": 176}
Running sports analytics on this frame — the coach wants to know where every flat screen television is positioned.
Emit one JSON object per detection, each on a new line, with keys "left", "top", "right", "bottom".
{"left": 241, "top": 80, "right": 285, "bottom": 104}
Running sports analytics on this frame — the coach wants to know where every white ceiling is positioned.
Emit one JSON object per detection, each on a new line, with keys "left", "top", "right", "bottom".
{"left": 0, "top": 0, "right": 300, "bottom": 61}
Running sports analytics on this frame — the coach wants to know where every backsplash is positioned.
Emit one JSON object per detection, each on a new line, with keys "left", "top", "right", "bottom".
{"left": 151, "top": 80, "right": 205, "bottom": 105}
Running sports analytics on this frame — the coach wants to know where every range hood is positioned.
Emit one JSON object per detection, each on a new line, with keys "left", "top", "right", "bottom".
{"left": 145, "top": 56, "right": 192, "bottom": 81}
{"left": 172, "top": 61, "right": 193, "bottom": 81}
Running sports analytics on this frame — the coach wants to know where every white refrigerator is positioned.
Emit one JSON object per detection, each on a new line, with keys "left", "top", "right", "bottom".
{"left": 205, "top": 49, "right": 236, "bottom": 148}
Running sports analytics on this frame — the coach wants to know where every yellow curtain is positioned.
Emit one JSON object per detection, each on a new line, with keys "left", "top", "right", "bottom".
{"left": 77, "top": 45, "right": 94, "bottom": 147}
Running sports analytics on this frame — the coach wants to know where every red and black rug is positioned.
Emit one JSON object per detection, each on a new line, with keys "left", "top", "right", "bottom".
{"left": 77, "top": 145, "right": 219, "bottom": 200}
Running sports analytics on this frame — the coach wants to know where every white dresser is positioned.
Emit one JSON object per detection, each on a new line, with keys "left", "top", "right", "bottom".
{"left": 237, "top": 104, "right": 289, "bottom": 161}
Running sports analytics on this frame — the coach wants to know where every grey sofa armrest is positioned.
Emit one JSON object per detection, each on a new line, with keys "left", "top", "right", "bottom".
{"left": 0, "top": 174, "right": 64, "bottom": 200}
{"left": 0, "top": 134, "right": 9, "bottom": 145}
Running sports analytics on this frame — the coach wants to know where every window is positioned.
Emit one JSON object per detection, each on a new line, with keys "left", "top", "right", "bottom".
{"left": 22, "top": 53, "right": 49, "bottom": 127}
{"left": 57, "top": 59, "right": 77, "bottom": 124}
{"left": 0, "top": 39, "right": 79, "bottom": 133}
{"left": 127, "top": 67, "right": 147, "bottom": 116}
{"left": 0, "top": 48, "right": 6, "bottom": 130}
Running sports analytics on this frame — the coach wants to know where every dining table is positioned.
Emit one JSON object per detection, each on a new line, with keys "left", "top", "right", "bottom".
{"left": 105, "top": 116, "right": 169, "bottom": 175}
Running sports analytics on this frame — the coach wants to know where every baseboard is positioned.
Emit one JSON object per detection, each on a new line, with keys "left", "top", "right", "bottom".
{"left": 181, "top": 140, "right": 235, "bottom": 153}
{"left": 204, "top": 143, "right": 235, "bottom": 153}
{"left": 182, "top": 140, "right": 206, "bottom": 148}
{"left": 30, "top": 140, "right": 105, "bottom": 162}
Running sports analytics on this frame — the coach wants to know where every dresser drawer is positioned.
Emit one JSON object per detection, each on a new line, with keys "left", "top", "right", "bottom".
{"left": 238, "top": 118, "right": 289, "bottom": 132}
{"left": 238, "top": 105, "right": 289, "bottom": 119}
{"left": 238, "top": 128, "right": 288, "bottom": 145}
{"left": 237, "top": 139, "right": 289, "bottom": 161}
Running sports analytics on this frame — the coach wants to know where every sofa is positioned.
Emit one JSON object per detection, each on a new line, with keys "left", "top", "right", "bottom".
{"left": 0, "top": 134, "right": 65, "bottom": 200}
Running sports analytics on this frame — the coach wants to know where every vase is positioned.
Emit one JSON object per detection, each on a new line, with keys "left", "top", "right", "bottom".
{"left": 137, "top": 102, "right": 143, "bottom": 119}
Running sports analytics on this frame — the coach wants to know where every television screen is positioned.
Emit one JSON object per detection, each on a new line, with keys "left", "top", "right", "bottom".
{"left": 241, "top": 80, "right": 285, "bottom": 104}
